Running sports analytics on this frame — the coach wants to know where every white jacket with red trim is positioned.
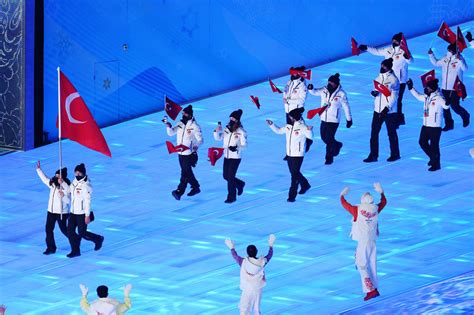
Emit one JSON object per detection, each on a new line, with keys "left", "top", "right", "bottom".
{"left": 213, "top": 126, "right": 247, "bottom": 159}
{"left": 283, "top": 79, "right": 307, "bottom": 113}
{"left": 367, "top": 45, "right": 414, "bottom": 83}
{"left": 373, "top": 72, "right": 399, "bottom": 113}
{"left": 269, "top": 120, "right": 313, "bottom": 157}
{"left": 167, "top": 118, "right": 203, "bottom": 156}
{"left": 409, "top": 88, "right": 449, "bottom": 128}
{"left": 308, "top": 85, "right": 352, "bottom": 123}
{"left": 36, "top": 168, "right": 71, "bottom": 214}
{"left": 429, "top": 52, "right": 468, "bottom": 90}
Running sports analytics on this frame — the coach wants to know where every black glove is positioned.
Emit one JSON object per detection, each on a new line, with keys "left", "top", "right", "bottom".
{"left": 190, "top": 152, "right": 198, "bottom": 167}
{"left": 466, "top": 31, "right": 473, "bottom": 42}
{"left": 228, "top": 146, "right": 237, "bottom": 152}
{"left": 371, "top": 90, "right": 380, "bottom": 97}
{"left": 358, "top": 44, "right": 368, "bottom": 51}
{"left": 305, "top": 138, "right": 313, "bottom": 153}
{"left": 403, "top": 52, "right": 409, "bottom": 59}
{"left": 380, "top": 107, "right": 389, "bottom": 117}
{"left": 346, "top": 120, "right": 352, "bottom": 128}
{"left": 406, "top": 78, "right": 413, "bottom": 90}
{"left": 307, "top": 83, "right": 314, "bottom": 90}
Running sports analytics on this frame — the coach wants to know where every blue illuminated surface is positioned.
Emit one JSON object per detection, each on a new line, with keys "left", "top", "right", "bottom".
{"left": 1, "top": 22, "right": 473, "bottom": 314}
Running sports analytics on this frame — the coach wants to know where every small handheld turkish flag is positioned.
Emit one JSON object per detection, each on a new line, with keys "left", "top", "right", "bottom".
{"left": 164, "top": 96, "right": 182, "bottom": 120}
{"left": 208, "top": 147, "right": 224, "bottom": 166}
{"left": 420, "top": 70, "right": 436, "bottom": 88}
{"left": 269, "top": 79, "right": 283, "bottom": 93}
{"left": 307, "top": 106, "right": 328, "bottom": 119}
{"left": 166, "top": 141, "right": 189, "bottom": 154}
{"left": 400, "top": 34, "right": 411, "bottom": 59}
{"left": 437, "top": 21, "right": 456, "bottom": 44}
{"left": 289, "top": 69, "right": 312, "bottom": 80}
{"left": 454, "top": 76, "right": 467, "bottom": 100}
{"left": 57, "top": 69, "right": 111, "bottom": 157}
{"left": 373, "top": 80, "right": 392, "bottom": 97}
{"left": 456, "top": 26, "right": 467, "bottom": 53}
{"left": 250, "top": 95, "right": 261, "bottom": 109}
{"left": 351, "top": 37, "right": 360, "bottom": 56}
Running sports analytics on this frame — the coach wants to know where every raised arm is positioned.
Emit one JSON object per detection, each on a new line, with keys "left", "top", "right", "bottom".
{"left": 267, "top": 120, "right": 286, "bottom": 134}
{"left": 36, "top": 161, "right": 50, "bottom": 187}
{"left": 373, "top": 182, "right": 386, "bottom": 213}
{"left": 308, "top": 86, "right": 325, "bottom": 97}
{"left": 225, "top": 239, "right": 243, "bottom": 266}
{"left": 79, "top": 284, "right": 91, "bottom": 313}
{"left": 166, "top": 124, "right": 179, "bottom": 136}
{"left": 409, "top": 86, "right": 425, "bottom": 102}
{"left": 117, "top": 284, "right": 132, "bottom": 315}
{"left": 367, "top": 45, "right": 387, "bottom": 57}
{"left": 428, "top": 51, "right": 442, "bottom": 67}
{"left": 340, "top": 187, "right": 357, "bottom": 220}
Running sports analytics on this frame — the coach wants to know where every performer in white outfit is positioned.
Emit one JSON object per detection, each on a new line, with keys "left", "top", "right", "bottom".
{"left": 340, "top": 183, "right": 387, "bottom": 301}
{"left": 225, "top": 234, "right": 276, "bottom": 315}
{"left": 283, "top": 66, "right": 308, "bottom": 124}
{"left": 80, "top": 284, "right": 132, "bottom": 315}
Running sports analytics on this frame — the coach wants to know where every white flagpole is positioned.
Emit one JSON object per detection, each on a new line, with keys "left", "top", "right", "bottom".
{"left": 57, "top": 67, "right": 63, "bottom": 220}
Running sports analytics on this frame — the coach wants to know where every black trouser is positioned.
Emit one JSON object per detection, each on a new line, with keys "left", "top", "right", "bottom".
{"left": 286, "top": 156, "right": 309, "bottom": 200}
{"left": 223, "top": 158, "right": 244, "bottom": 200}
{"left": 397, "top": 83, "right": 406, "bottom": 114}
{"left": 177, "top": 154, "right": 200, "bottom": 194}
{"left": 369, "top": 112, "right": 400, "bottom": 158}
{"left": 442, "top": 89, "right": 469, "bottom": 126}
{"left": 45, "top": 212, "right": 68, "bottom": 251}
{"left": 320, "top": 121, "right": 341, "bottom": 159}
{"left": 68, "top": 213, "right": 102, "bottom": 254}
{"left": 419, "top": 126, "right": 442, "bottom": 166}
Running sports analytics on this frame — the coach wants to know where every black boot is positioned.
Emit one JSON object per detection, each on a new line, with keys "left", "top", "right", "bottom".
{"left": 43, "top": 248, "right": 56, "bottom": 255}
{"left": 363, "top": 155, "right": 377, "bottom": 163}
{"left": 94, "top": 236, "right": 104, "bottom": 251}
{"left": 187, "top": 187, "right": 201, "bottom": 196}
{"left": 172, "top": 190, "right": 182, "bottom": 201}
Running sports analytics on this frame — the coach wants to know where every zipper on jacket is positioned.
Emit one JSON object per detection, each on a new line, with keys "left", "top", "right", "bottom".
{"left": 288, "top": 124, "right": 294, "bottom": 156}
{"left": 51, "top": 187, "right": 56, "bottom": 212}
{"left": 445, "top": 58, "right": 451, "bottom": 90}
{"left": 226, "top": 129, "right": 233, "bottom": 159}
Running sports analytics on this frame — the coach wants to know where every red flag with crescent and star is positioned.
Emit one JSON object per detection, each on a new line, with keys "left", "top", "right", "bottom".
{"left": 420, "top": 70, "right": 436, "bottom": 88}
{"left": 437, "top": 22, "right": 456, "bottom": 44}
{"left": 351, "top": 37, "right": 361, "bottom": 56}
{"left": 289, "top": 69, "right": 312, "bottom": 80}
{"left": 57, "top": 70, "right": 112, "bottom": 157}
{"left": 400, "top": 34, "right": 411, "bottom": 59}
{"left": 307, "top": 106, "right": 328, "bottom": 119}
{"left": 269, "top": 79, "right": 283, "bottom": 93}
{"left": 164, "top": 96, "right": 182, "bottom": 120}
{"left": 373, "top": 80, "right": 392, "bottom": 97}
{"left": 208, "top": 147, "right": 224, "bottom": 166}
{"left": 166, "top": 141, "right": 189, "bottom": 154}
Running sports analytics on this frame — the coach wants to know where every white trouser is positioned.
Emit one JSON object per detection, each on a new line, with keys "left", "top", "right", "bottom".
{"left": 239, "top": 287, "right": 262, "bottom": 315}
{"left": 355, "top": 240, "right": 378, "bottom": 293}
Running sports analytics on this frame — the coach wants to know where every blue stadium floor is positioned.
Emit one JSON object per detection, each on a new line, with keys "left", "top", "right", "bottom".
{"left": 1, "top": 21, "right": 473, "bottom": 314}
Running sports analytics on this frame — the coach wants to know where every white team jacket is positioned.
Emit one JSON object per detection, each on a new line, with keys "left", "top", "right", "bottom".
{"left": 351, "top": 202, "right": 379, "bottom": 242}
{"left": 269, "top": 120, "right": 313, "bottom": 157}
{"left": 283, "top": 79, "right": 307, "bottom": 113}
{"left": 373, "top": 72, "right": 400, "bottom": 114}
{"left": 429, "top": 52, "right": 468, "bottom": 90}
{"left": 367, "top": 45, "right": 414, "bottom": 83}
{"left": 81, "top": 296, "right": 131, "bottom": 315}
{"left": 167, "top": 118, "right": 203, "bottom": 155}
{"left": 70, "top": 177, "right": 92, "bottom": 216}
{"left": 410, "top": 88, "right": 449, "bottom": 128}
{"left": 240, "top": 257, "right": 267, "bottom": 291}
{"left": 213, "top": 126, "right": 247, "bottom": 159}
{"left": 36, "top": 169, "right": 70, "bottom": 214}
{"left": 308, "top": 85, "right": 352, "bottom": 123}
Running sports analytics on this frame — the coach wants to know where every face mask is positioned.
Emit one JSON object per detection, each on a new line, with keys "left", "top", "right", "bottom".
{"left": 392, "top": 42, "right": 399, "bottom": 48}
{"left": 380, "top": 67, "right": 389, "bottom": 74}
{"left": 424, "top": 87, "right": 432, "bottom": 96}
{"left": 50, "top": 177, "right": 59, "bottom": 187}
{"left": 290, "top": 75, "right": 299, "bottom": 81}
{"left": 228, "top": 120, "right": 236, "bottom": 130}
{"left": 181, "top": 115, "right": 191, "bottom": 124}
{"left": 327, "top": 83, "right": 337, "bottom": 93}
{"left": 76, "top": 175, "right": 85, "bottom": 181}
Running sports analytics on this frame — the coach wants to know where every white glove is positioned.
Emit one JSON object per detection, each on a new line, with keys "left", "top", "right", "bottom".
{"left": 373, "top": 182, "right": 383, "bottom": 194}
{"left": 124, "top": 284, "right": 132, "bottom": 296}
{"left": 268, "top": 234, "right": 276, "bottom": 247}
{"left": 340, "top": 187, "right": 349, "bottom": 196}
{"left": 79, "top": 284, "right": 88, "bottom": 296}
{"left": 224, "top": 239, "right": 235, "bottom": 250}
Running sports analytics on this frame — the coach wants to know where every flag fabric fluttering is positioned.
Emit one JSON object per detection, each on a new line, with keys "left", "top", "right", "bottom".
{"left": 307, "top": 106, "right": 328, "bottom": 119}
{"left": 166, "top": 141, "right": 189, "bottom": 154}
{"left": 208, "top": 147, "right": 224, "bottom": 166}
{"left": 289, "top": 69, "right": 312, "bottom": 80}
{"left": 373, "top": 80, "right": 392, "bottom": 97}
{"left": 351, "top": 37, "right": 361, "bottom": 56}
{"left": 456, "top": 26, "right": 467, "bottom": 53}
{"left": 250, "top": 95, "right": 261, "bottom": 109}
{"left": 164, "top": 96, "right": 182, "bottom": 120}
{"left": 454, "top": 76, "right": 467, "bottom": 100}
{"left": 437, "top": 21, "right": 456, "bottom": 44}
{"left": 420, "top": 70, "right": 436, "bottom": 88}
{"left": 269, "top": 79, "right": 283, "bottom": 93}
{"left": 400, "top": 34, "right": 412, "bottom": 59}
{"left": 57, "top": 69, "right": 112, "bottom": 157}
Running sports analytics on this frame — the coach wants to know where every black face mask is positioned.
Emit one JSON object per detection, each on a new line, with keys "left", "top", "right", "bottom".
{"left": 327, "top": 84, "right": 337, "bottom": 93}
{"left": 392, "top": 42, "right": 399, "bottom": 48}
{"left": 228, "top": 120, "right": 236, "bottom": 130}
{"left": 181, "top": 116, "right": 191, "bottom": 124}
{"left": 76, "top": 175, "right": 85, "bottom": 181}
{"left": 424, "top": 88, "right": 432, "bottom": 96}
{"left": 290, "top": 75, "right": 300, "bottom": 81}
{"left": 380, "top": 67, "right": 390, "bottom": 74}
{"left": 50, "top": 177, "right": 59, "bottom": 187}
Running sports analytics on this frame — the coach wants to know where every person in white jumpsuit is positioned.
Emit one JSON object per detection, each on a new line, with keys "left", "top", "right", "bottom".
{"left": 340, "top": 183, "right": 387, "bottom": 301}
{"left": 225, "top": 234, "right": 276, "bottom": 314}
{"left": 79, "top": 283, "right": 132, "bottom": 315}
